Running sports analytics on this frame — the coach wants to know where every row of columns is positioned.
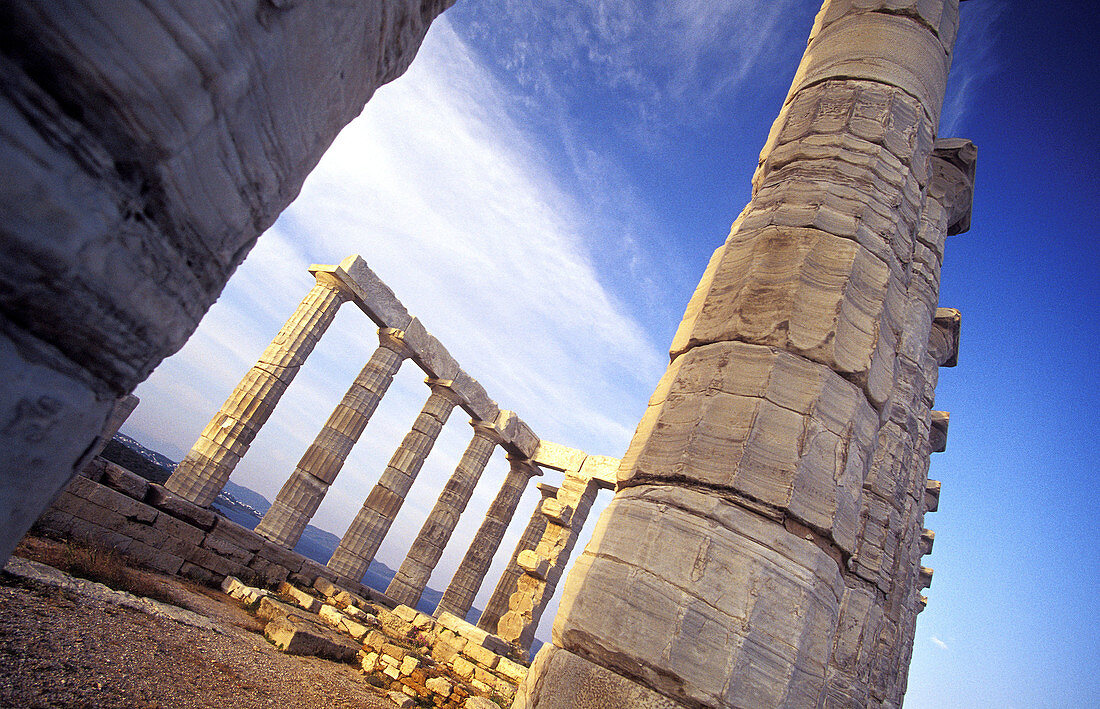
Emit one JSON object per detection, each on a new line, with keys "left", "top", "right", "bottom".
{"left": 163, "top": 258, "right": 601, "bottom": 638}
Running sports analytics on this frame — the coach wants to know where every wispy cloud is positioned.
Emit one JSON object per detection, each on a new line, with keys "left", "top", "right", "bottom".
{"left": 941, "top": 0, "right": 1008, "bottom": 137}
{"left": 931, "top": 636, "right": 949, "bottom": 651}
{"left": 127, "top": 16, "right": 667, "bottom": 610}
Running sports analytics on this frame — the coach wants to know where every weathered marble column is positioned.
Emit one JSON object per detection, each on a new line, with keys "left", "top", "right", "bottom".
{"left": 327, "top": 380, "right": 461, "bottom": 584}
{"left": 386, "top": 419, "right": 502, "bottom": 607}
{"left": 516, "top": 2, "right": 968, "bottom": 707}
{"left": 477, "top": 483, "right": 558, "bottom": 634}
{"left": 435, "top": 455, "right": 542, "bottom": 620}
{"left": 497, "top": 474, "right": 601, "bottom": 654}
{"left": 166, "top": 275, "right": 348, "bottom": 506}
{"left": 255, "top": 328, "right": 412, "bottom": 548}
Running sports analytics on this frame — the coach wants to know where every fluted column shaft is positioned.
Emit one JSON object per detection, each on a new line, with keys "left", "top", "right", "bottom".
{"left": 477, "top": 482, "right": 558, "bottom": 634}
{"left": 386, "top": 421, "right": 500, "bottom": 607}
{"left": 435, "top": 455, "right": 542, "bottom": 620}
{"left": 166, "top": 278, "right": 347, "bottom": 506}
{"left": 255, "top": 328, "right": 411, "bottom": 548}
{"left": 496, "top": 474, "right": 600, "bottom": 653}
{"left": 327, "top": 381, "right": 460, "bottom": 584}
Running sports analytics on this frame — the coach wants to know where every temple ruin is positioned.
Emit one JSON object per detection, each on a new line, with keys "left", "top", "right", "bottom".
{"left": 1, "top": 0, "right": 976, "bottom": 707}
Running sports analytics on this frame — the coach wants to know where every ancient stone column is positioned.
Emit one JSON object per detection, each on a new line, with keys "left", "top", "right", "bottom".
{"left": 327, "top": 380, "right": 461, "bottom": 584}
{"left": 515, "top": 3, "right": 968, "bottom": 707}
{"left": 385, "top": 419, "right": 502, "bottom": 607}
{"left": 496, "top": 474, "right": 601, "bottom": 654}
{"left": 255, "top": 328, "right": 412, "bottom": 548}
{"left": 435, "top": 455, "right": 542, "bottom": 621}
{"left": 477, "top": 483, "right": 558, "bottom": 634}
{"left": 165, "top": 276, "right": 348, "bottom": 507}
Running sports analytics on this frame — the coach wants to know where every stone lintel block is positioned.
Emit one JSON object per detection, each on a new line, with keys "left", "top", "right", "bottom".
{"left": 145, "top": 484, "right": 217, "bottom": 530}
{"left": 550, "top": 485, "right": 842, "bottom": 708}
{"left": 100, "top": 463, "right": 150, "bottom": 501}
{"left": 310, "top": 256, "right": 411, "bottom": 330}
{"left": 918, "top": 566, "right": 934, "bottom": 589}
{"left": 402, "top": 318, "right": 460, "bottom": 381}
{"left": 452, "top": 370, "right": 499, "bottom": 423}
{"left": 929, "top": 410, "right": 949, "bottom": 452}
{"left": 494, "top": 410, "right": 540, "bottom": 458}
{"left": 71, "top": 477, "right": 158, "bottom": 524}
{"left": 929, "top": 308, "right": 961, "bottom": 367}
{"left": 517, "top": 550, "right": 550, "bottom": 580}
{"left": 513, "top": 644, "right": 684, "bottom": 709}
{"left": 797, "top": 10, "right": 951, "bottom": 128}
{"left": 578, "top": 455, "right": 620, "bottom": 490}
{"left": 210, "top": 516, "right": 264, "bottom": 553}
{"left": 257, "top": 539, "right": 306, "bottom": 574}
{"left": 200, "top": 532, "right": 253, "bottom": 565}
{"left": 532, "top": 441, "right": 588, "bottom": 473}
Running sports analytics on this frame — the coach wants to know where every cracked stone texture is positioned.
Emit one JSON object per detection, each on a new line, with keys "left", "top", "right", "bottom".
{"left": 166, "top": 279, "right": 347, "bottom": 506}
{"left": 519, "top": 1, "right": 969, "bottom": 707}
{"left": 0, "top": 0, "right": 455, "bottom": 565}
{"left": 327, "top": 382, "right": 460, "bottom": 584}
{"left": 497, "top": 474, "right": 601, "bottom": 654}
{"left": 256, "top": 329, "right": 409, "bottom": 548}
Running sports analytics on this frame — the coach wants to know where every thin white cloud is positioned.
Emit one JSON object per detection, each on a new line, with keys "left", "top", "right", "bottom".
{"left": 941, "top": 0, "right": 1007, "bottom": 137}
{"left": 931, "top": 636, "right": 949, "bottom": 651}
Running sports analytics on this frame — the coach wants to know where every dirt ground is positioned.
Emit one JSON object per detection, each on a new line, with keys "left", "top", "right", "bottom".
{"left": 0, "top": 538, "right": 394, "bottom": 709}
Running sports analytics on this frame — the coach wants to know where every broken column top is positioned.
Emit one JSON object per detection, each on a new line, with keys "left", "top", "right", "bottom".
{"left": 929, "top": 308, "right": 961, "bottom": 367}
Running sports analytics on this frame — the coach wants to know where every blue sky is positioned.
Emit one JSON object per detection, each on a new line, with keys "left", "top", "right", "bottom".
{"left": 126, "top": 2, "right": 1098, "bottom": 706}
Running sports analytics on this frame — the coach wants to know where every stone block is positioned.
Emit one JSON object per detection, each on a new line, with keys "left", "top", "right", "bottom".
{"left": 452, "top": 370, "right": 499, "bottom": 423}
{"left": 100, "top": 463, "right": 150, "bottom": 500}
{"left": 178, "top": 562, "right": 217, "bottom": 586}
{"left": 496, "top": 657, "right": 527, "bottom": 684}
{"left": 264, "top": 614, "right": 360, "bottom": 662}
{"left": 361, "top": 651, "right": 379, "bottom": 673}
{"left": 68, "top": 518, "right": 132, "bottom": 552}
{"left": 278, "top": 582, "right": 322, "bottom": 613}
{"left": 462, "top": 643, "right": 500, "bottom": 670}
{"left": 313, "top": 575, "right": 339, "bottom": 598}
{"left": 329, "top": 255, "right": 412, "bottom": 330}
{"left": 125, "top": 541, "right": 185, "bottom": 575}
{"left": 152, "top": 512, "right": 206, "bottom": 547}
{"left": 400, "top": 656, "right": 419, "bottom": 675}
{"left": 386, "top": 690, "right": 416, "bottom": 708}
{"left": 393, "top": 604, "right": 419, "bottom": 623}
{"left": 340, "top": 616, "right": 371, "bottom": 640}
{"left": 426, "top": 676, "right": 453, "bottom": 697}
{"left": 451, "top": 656, "right": 477, "bottom": 681}
{"left": 145, "top": 484, "right": 217, "bottom": 530}
{"left": 517, "top": 550, "right": 549, "bottom": 580}
{"left": 201, "top": 533, "right": 253, "bottom": 566}
{"left": 256, "top": 539, "right": 306, "bottom": 573}
{"left": 512, "top": 645, "right": 681, "bottom": 709}
{"left": 578, "top": 455, "right": 619, "bottom": 488}
{"left": 209, "top": 516, "right": 264, "bottom": 552}
{"left": 381, "top": 643, "right": 409, "bottom": 662}
{"left": 538, "top": 500, "right": 572, "bottom": 528}
{"left": 83, "top": 480, "right": 158, "bottom": 523}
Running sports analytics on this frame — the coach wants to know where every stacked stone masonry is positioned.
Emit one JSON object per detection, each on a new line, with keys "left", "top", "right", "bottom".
{"left": 517, "top": 1, "right": 974, "bottom": 708}
{"left": 221, "top": 573, "right": 527, "bottom": 707}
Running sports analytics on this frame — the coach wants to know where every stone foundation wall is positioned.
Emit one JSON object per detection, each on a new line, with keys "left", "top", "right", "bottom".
{"left": 32, "top": 457, "right": 386, "bottom": 602}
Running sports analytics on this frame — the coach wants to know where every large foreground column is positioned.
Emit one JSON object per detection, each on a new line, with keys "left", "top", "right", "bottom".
{"left": 477, "top": 483, "right": 558, "bottom": 634}
{"left": 327, "top": 380, "right": 461, "bottom": 584}
{"left": 255, "top": 328, "right": 412, "bottom": 548}
{"left": 386, "top": 419, "right": 501, "bottom": 607}
{"left": 0, "top": 0, "right": 455, "bottom": 565}
{"left": 515, "top": 2, "right": 967, "bottom": 707}
{"left": 435, "top": 455, "right": 542, "bottom": 620}
{"left": 166, "top": 276, "right": 348, "bottom": 506}
{"left": 497, "top": 474, "right": 601, "bottom": 655}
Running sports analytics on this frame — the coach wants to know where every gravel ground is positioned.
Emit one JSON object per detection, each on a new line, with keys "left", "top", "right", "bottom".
{"left": 0, "top": 554, "right": 394, "bottom": 709}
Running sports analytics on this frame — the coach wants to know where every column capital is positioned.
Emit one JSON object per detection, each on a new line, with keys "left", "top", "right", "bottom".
{"left": 930, "top": 138, "right": 977, "bottom": 236}
{"left": 425, "top": 377, "right": 464, "bottom": 406}
{"left": 536, "top": 482, "right": 560, "bottom": 499}
{"left": 377, "top": 327, "right": 415, "bottom": 359}
{"left": 310, "top": 269, "right": 354, "bottom": 303}
{"left": 469, "top": 418, "right": 505, "bottom": 446}
{"left": 506, "top": 454, "right": 544, "bottom": 479}
{"left": 928, "top": 308, "right": 961, "bottom": 368}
